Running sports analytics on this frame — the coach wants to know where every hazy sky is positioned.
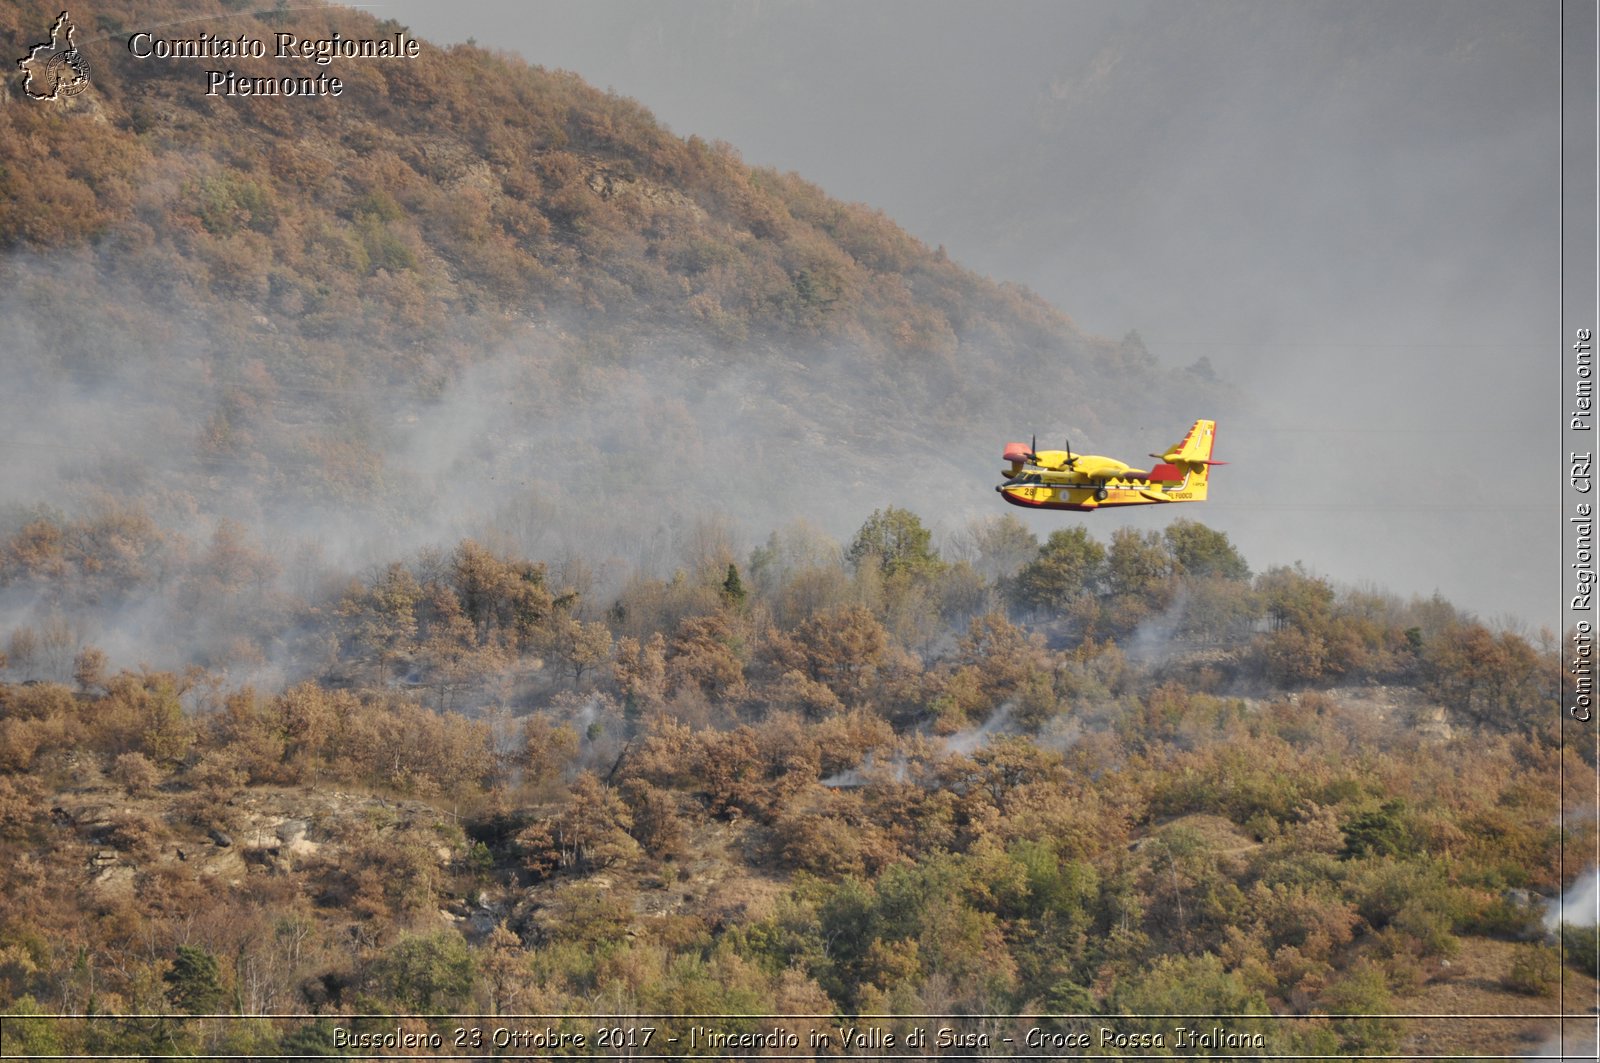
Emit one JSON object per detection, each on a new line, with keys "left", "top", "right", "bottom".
{"left": 372, "top": 0, "right": 1564, "bottom": 627}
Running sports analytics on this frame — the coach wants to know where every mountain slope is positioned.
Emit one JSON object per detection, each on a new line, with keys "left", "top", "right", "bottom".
{"left": 1, "top": 1, "right": 1228, "bottom": 626}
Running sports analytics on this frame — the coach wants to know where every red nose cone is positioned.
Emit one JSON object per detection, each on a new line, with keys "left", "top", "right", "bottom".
{"left": 1003, "top": 442, "right": 1031, "bottom": 463}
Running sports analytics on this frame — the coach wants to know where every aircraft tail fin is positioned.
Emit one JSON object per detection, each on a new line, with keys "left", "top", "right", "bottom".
{"left": 1160, "top": 419, "right": 1218, "bottom": 464}
{"left": 1154, "top": 419, "right": 1219, "bottom": 500}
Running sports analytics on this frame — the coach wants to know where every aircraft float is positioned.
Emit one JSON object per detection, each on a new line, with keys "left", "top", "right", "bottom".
{"left": 997, "top": 418, "right": 1222, "bottom": 511}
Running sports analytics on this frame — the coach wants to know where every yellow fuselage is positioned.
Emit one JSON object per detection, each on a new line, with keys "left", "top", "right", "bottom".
{"left": 996, "top": 465, "right": 1203, "bottom": 510}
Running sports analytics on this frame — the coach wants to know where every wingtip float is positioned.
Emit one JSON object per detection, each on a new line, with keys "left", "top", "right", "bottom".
{"left": 997, "top": 418, "right": 1222, "bottom": 511}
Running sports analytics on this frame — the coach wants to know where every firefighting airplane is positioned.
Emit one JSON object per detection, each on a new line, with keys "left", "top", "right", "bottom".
{"left": 997, "top": 419, "right": 1222, "bottom": 511}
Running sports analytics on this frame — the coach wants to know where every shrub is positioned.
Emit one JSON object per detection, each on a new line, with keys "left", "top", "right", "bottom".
{"left": 1504, "top": 946, "right": 1560, "bottom": 996}
{"left": 110, "top": 751, "right": 161, "bottom": 795}
{"left": 1561, "top": 923, "right": 1600, "bottom": 976}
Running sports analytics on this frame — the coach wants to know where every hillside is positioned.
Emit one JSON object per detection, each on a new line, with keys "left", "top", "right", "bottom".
{"left": 0, "top": 505, "right": 1591, "bottom": 1058}
{"left": 1, "top": 0, "right": 1219, "bottom": 586}
{"left": 0, "top": 3, "right": 1593, "bottom": 1061}
{"left": 0, "top": 0, "right": 1231, "bottom": 682}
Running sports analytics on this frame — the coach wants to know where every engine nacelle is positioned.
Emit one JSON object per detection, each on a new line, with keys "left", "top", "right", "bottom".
{"left": 1002, "top": 442, "right": 1032, "bottom": 464}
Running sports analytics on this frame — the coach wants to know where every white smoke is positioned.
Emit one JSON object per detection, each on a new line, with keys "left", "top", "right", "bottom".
{"left": 1524, "top": 1029, "right": 1598, "bottom": 1063}
{"left": 1544, "top": 867, "right": 1600, "bottom": 932}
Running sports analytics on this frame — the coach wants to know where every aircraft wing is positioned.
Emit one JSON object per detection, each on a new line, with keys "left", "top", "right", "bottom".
{"left": 1072, "top": 456, "right": 1145, "bottom": 479}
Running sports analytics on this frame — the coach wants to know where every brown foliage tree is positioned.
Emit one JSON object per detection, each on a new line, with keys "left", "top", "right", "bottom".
{"left": 665, "top": 613, "right": 746, "bottom": 703}
{"left": 337, "top": 564, "right": 422, "bottom": 684}
{"left": 787, "top": 606, "right": 890, "bottom": 707}
{"left": 560, "top": 772, "right": 641, "bottom": 869}
{"left": 72, "top": 647, "right": 108, "bottom": 693}
{"left": 613, "top": 633, "right": 668, "bottom": 712}
{"left": 620, "top": 779, "right": 687, "bottom": 860}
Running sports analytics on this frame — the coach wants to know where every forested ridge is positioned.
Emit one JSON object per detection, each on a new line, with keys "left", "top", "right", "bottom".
{"left": 0, "top": 509, "right": 1591, "bottom": 1058}
{"left": 0, "top": 0, "right": 1592, "bottom": 1058}
{"left": 1, "top": 0, "right": 1222, "bottom": 673}
{"left": 0, "top": 0, "right": 1210, "bottom": 501}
